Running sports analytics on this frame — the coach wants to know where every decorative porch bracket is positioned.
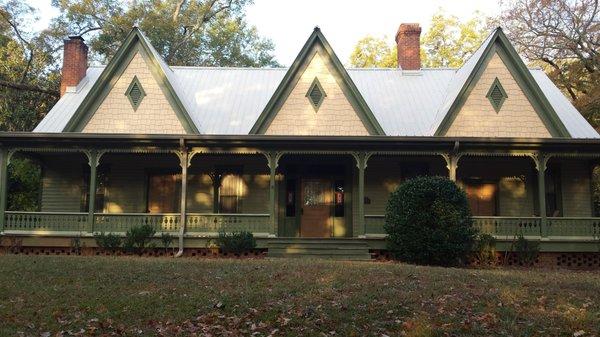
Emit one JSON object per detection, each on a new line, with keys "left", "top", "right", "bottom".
{"left": 441, "top": 153, "right": 462, "bottom": 182}
{"left": 351, "top": 152, "right": 373, "bottom": 237}
{"left": 83, "top": 150, "right": 105, "bottom": 233}
{"left": 263, "top": 151, "right": 284, "bottom": 237}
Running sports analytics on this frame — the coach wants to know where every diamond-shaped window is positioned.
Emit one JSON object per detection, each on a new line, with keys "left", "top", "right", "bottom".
{"left": 306, "top": 77, "right": 326, "bottom": 111}
{"left": 486, "top": 77, "right": 508, "bottom": 113}
{"left": 125, "top": 76, "right": 146, "bottom": 110}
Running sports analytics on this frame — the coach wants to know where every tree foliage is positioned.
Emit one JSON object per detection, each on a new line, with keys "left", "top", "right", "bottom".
{"left": 500, "top": 0, "right": 600, "bottom": 128}
{"left": 420, "top": 11, "right": 489, "bottom": 68}
{"left": 348, "top": 11, "right": 489, "bottom": 69}
{"left": 50, "top": 0, "right": 278, "bottom": 67}
{"left": 348, "top": 35, "right": 396, "bottom": 68}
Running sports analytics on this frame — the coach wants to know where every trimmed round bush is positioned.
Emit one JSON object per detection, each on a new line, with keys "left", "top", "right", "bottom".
{"left": 384, "top": 176, "right": 476, "bottom": 266}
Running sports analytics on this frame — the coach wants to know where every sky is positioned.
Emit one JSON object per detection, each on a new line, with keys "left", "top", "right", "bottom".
{"left": 26, "top": 0, "right": 501, "bottom": 66}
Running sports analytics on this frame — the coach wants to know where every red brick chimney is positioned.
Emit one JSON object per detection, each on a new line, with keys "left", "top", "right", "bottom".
{"left": 60, "top": 36, "right": 88, "bottom": 96}
{"left": 395, "top": 23, "right": 422, "bottom": 70}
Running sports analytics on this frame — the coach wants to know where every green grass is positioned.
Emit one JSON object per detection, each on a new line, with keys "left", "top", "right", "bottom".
{"left": 0, "top": 256, "right": 599, "bottom": 336}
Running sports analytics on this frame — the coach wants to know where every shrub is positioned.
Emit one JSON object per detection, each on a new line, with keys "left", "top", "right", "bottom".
{"left": 384, "top": 176, "right": 477, "bottom": 266}
{"left": 216, "top": 231, "right": 256, "bottom": 254}
{"left": 513, "top": 234, "right": 539, "bottom": 266}
{"left": 160, "top": 233, "right": 174, "bottom": 251}
{"left": 94, "top": 232, "right": 122, "bottom": 251}
{"left": 474, "top": 233, "right": 497, "bottom": 266}
{"left": 123, "top": 224, "right": 156, "bottom": 254}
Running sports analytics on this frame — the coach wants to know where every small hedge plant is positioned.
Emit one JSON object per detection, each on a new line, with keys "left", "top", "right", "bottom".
{"left": 94, "top": 232, "right": 122, "bottom": 251}
{"left": 123, "top": 224, "right": 156, "bottom": 254}
{"left": 384, "top": 176, "right": 477, "bottom": 266}
{"left": 216, "top": 231, "right": 256, "bottom": 254}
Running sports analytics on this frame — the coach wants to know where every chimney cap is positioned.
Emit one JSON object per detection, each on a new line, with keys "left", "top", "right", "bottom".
{"left": 396, "top": 23, "right": 421, "bottom": 40}
{"left": 67, "top": 35, "right": 85, "bottom": 41}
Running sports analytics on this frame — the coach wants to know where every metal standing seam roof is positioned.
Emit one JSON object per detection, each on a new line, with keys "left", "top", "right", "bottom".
{"left": 33, "top": 31, "right": 599, "bottom": 138}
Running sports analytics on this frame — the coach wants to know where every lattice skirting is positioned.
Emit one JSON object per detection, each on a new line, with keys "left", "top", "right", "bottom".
{"left": 0, "top": 246, "right": 267, "bottom": 258}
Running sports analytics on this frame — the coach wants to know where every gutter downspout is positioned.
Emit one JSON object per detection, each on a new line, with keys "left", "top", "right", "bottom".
{"left": 175, "top": 138, "right": 188, "bottom": 258}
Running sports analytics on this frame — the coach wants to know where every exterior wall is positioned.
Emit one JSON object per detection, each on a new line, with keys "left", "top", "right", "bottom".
{"left": 446, "top": 53, "right": 551, "bottom": 138}
{"left": 265, "top": 52, "right": 369, "bottom": 136}
{"left": 560, "top": 159, "right": 592, "bottom": 217}
{"left": 41, "top": 155, "right": 85, "bottom": 212}
{"left": 458, "top": 157, "right": 536, "bottom": 216}
{"left": 82, "top": 51, "right": 186, "bottom": 134}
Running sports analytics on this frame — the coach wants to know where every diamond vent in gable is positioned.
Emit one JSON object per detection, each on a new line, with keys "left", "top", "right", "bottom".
{"left": 486, "top": 77, "right": 508, "bottom": 113}
{"left": 306, "top": 77, "right": 326, "bottom": 111}
{"left": 125, "top": 76, "right": 146, "bottom": 110}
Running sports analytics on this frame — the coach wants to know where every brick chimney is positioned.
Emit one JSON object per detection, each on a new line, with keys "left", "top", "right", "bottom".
{"left": 60, "top": 36, "right": 88, "bottom": 96}
{"left": 395, "top": 23, "right": 422, "bottom": 70}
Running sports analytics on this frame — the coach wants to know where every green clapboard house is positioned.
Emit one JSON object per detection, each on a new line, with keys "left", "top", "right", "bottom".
{"left": 1, "top": 23, "right": 600, "bottom": 259}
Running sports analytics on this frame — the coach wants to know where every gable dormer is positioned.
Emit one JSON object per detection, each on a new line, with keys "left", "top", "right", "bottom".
{"left": 62, "top": 28, "right": 198, "bottom": 134}
{"left": 432, "top": 28, "right": 570, "bottom": 138}
{"left": 250, "top": 28, "right": 384, "bottom": 136}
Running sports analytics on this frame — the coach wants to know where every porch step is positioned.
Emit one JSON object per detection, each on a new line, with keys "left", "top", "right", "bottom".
{"left": 267, "top": 239, "right": 372, "bottom": 261}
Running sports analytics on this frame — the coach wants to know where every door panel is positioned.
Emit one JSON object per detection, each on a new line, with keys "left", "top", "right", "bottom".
{"left": 465, "top": 182, "right": 497, "bottom": 216}
{"left": 301, "top": 179, "right": 332, "bottom": 237}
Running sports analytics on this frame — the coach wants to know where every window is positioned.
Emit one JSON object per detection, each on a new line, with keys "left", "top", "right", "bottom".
{"left": 125, "top": 76, "right": 146, "bottom": 110}
{"left": 545, "top": 165, "right": 562, "bottom": 217}
{"left": 464, "top": 180, "right": 498, "bottom": 216}
{"left": 81, "top": 164, "right": 110, "bottom": 212}
{"left": 147, "top": 172, "right": 181, "bottom": 213}
{"left": 306, "top": 77, "right": 326, "bottom": 111}
{"left": 285, "top": 179, "right": 296, "bottom": 217}
{"left": 486, "top": 77, "right": 508, "bottom": 112}
{"left": 217, "top": 166, "right": 243, "bottom": 213}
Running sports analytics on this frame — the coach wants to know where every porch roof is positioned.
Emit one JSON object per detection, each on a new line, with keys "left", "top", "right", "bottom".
{"left": 3, "top": 133, "right": 600, "bottom": 155}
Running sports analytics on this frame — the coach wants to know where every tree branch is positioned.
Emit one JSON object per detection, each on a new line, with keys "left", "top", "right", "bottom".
{"left": 0, "top": 80, "right": 60, "bottom": 97}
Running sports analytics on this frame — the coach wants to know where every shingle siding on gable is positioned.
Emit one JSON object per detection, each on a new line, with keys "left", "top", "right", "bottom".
{"left": 445, "top": 53, "right": 551, "bottom": 138}
{"left": 265, "top": 53, "right": 369, "bottom": 136}
{"left": 82, "top": 52, "right": 186, "bottom": 134}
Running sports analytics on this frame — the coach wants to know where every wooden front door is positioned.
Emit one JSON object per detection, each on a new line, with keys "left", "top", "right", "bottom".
{"left": 301, "top": 178, "right": 333, "bottom": 237}
{"left": 147, "top": 173, "right": 181, "bottom": 213}
{"left": 465, "top": 181, "right": 497, "bottom": 216}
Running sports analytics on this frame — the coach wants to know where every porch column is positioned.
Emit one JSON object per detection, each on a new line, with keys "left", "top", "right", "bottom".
{"left": 536, "top": 152, "right": 547, "bottom": 237}
{"left": 0, "top": 148, "right": 8, "bottom": 231}
{"left": 86, "top": 150, "right": 101, "bottom": 233}
{"left": 178, "top": 148, "right": 189, "bottom": 251}
{"left": 354, "top": 152, "right": 370, "bottom": 237}
{"left": 266, "top": 152, "right": 280, "bottom": 237}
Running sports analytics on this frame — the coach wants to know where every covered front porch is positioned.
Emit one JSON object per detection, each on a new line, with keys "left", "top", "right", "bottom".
{"left": 1, "top": 134, "right": 600, "bottom": 252}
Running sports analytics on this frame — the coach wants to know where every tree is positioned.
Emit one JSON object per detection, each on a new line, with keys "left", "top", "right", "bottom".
{"left": 349, "top": 35, "right": 396, "bottom": 68}
{"left": 348, "top": 11, "right": 489, "bottom": 69}
{"left": 501, "top": 0, "right": 600, "bottom": 128}
{"left": 50, "top": 0, "right": 279, "bottom": 67}
{"left": 420, "top": 11, "right": 489, "bottom": 68}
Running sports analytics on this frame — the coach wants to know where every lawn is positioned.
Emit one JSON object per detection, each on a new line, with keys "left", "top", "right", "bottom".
{"left": 0, "top": 256, "right": 598, "bottom": 337}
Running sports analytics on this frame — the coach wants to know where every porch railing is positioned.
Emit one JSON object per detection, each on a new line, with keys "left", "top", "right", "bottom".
{"left": 472, "top": 216, "right": 542, "bottom": 237}
{"left": 547, "top": 217, "right": 600, "bottom": 238}
{"left": 4, "top": 211, "right": 88, "bottom": 232}
{"left": 93, "top": 213, "right": 181, "bottom": 233}
{"left": 186, "top": 213, "right": 271, "bottom": 234}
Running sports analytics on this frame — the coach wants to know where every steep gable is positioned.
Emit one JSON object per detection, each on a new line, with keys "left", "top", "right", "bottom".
{"left": 250, "top": 28, "right": 384, "bottom": 135}
{"left": 432, "top": 28, "right": 570, "bottom": 138}
{"left": 62, "top": 28, "right": 198, "bottom": 134}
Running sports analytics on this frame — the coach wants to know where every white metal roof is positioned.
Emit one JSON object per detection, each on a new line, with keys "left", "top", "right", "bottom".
{"left": 34, "top": 56, "right": 598, "bottom": 138}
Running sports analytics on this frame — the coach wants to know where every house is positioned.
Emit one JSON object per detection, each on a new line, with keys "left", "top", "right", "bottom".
{"left": 1, "top": 23, "right": 599, "bottom": 261}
